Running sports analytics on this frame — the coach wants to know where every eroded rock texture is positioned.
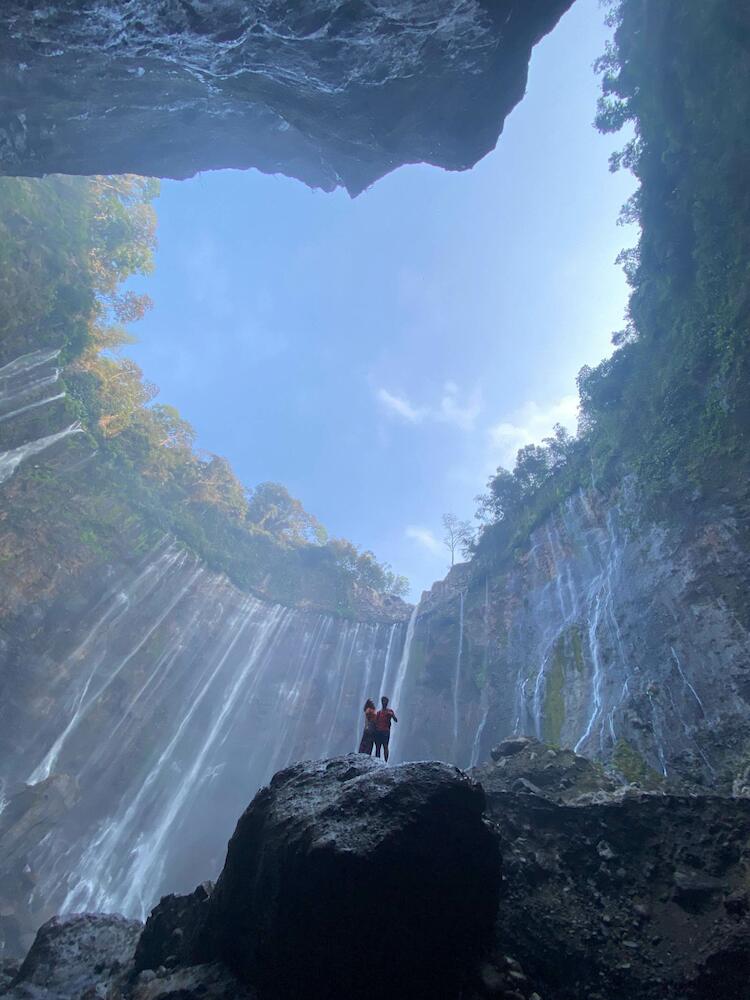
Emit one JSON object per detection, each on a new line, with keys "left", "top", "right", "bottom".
{"left": 396, "top": 485, "right": 750, "bottom": 786}
{"left": 0, "top": 1, "right": 573, "bottom": 193}
{"left": 474, "top": 739, "right": 750, "bottom": 1000}
{"left": 3, "top": 751, "right": 749, "bottom": 1000}
{"left": 198, "top": 755, "right": 501, "bottom": 999}
{"left": 2, "top": 913, "right": 141, "bottom": 1000}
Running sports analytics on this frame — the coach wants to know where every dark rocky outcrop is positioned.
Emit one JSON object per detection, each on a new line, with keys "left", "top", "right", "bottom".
{"left": 3, "top": 751, "right": 750, "bottom": 1000}
{"left": 482, "top": 735, "right": 622, "bottom": 802}
{"left": 0, "top": 1, "right": 573, "bottom": 193}
{"left": 133, "top": 883, "right": 214, "bottom": 975}
{"left": 472, "top": 741, "right": 750, "bottom": 1000}
{"left": 125, "top": 962, "right": 255, "bottom": 1000}
{"left": 198, "top": 755, "right": 501, "bottom": 999}
{"left": 0, "top": 757, "right": 500, "bottom": 998}
{"left": 2, "top": 913, "right": 141, "bottom": 999}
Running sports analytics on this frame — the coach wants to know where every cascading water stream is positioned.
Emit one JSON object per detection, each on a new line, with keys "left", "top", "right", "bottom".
{"left": 452, "top": 591, "right": 465, "bottom": 755}
{"left": 391, "top": 604, "right": 418, "bottom": 716}
{"left": 0, "top": 347, "right": 83, "bottom": 484}
{"left": 0, "top": 423, "right": 83, "bottom": 484}
{"left": 469, "top": 577, "right": 491, "bottom": 767}
{"left": 28, "top": 544, "right": 196, "bottom": 783}
{"left": 14, "top": 541, "right": 409, "bottom": 920}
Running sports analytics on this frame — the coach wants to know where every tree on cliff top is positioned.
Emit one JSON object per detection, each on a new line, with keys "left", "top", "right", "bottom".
{"left": 442, "top": 514, "right": 474, "bottom": 567}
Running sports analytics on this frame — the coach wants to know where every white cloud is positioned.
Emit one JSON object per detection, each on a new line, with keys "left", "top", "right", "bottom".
{"left": 487, "top": 394, "right": 579, "bottom": 468}
{"left": 376, "top": 381, "right": 481, "bottom": 431}
{"left": 376, "top": 388, "right": 425, "bottom": 423}
{"left": 437, "top": 381, "right": 481, "bottom": 431}
{"left": 405, "top": 525, "right": 443, "bottom": 555}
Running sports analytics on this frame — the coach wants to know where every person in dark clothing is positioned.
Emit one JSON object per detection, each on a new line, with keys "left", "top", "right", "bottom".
{"left": 358, "top": 698, "right": 377, "bottom": 754}
{"left": 373, "top": 695, "right": 397, "bottom": 762}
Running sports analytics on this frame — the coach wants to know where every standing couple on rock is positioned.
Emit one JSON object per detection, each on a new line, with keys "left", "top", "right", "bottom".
{"left": 358, "top": 695, "right": 398, "bottom": 761}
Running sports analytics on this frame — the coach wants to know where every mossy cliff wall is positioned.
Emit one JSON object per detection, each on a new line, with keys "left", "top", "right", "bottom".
{"left": 396, "top": 485, "right": 750, "bottom": 787}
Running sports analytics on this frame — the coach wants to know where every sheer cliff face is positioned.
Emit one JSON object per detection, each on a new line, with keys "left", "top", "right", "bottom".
{"left": 0, "top": 0, "right": 572, "bottom": 193}
{"left": 395, "top": 487, "right": 750, "bottom": 785}
{"left": 0, "top": 535, "right": 407, "bottom": 952}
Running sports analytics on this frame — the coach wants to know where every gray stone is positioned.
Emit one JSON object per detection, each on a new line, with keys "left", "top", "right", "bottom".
{"left": 3, "top": 914, "right": 141, "bottom": 999}
{"left": 198, "top": 755, "right": 501, "bottom": 999}
{"left": 492, "top": 737, "right": 534, "bottom": 760}
{"left": 0, "top": 0, "right": 573, "bottom": 194}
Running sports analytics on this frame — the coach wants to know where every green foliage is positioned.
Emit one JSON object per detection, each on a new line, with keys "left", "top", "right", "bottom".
{"left": 612, "top": 739, "right": 663, "bottom": 789}
{"left": 0, "top": 174, "right": 407, "bottom": 612}
{"left": 0, "top": 176, "right": 94, "bottom": 362}
{"left": 475, "top": 0, "right": 750, "bottom": 564}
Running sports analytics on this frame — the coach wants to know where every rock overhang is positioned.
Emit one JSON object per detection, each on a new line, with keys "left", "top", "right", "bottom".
{"left": 0, "top": 0, "right": 575, "bottom": 193}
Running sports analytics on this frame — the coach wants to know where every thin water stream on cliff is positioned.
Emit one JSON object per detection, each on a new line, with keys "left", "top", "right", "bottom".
{"left": 14, "top": 538, "right": 408, "bottom": 919}
{"left": 0, "top": 348, "right": 83, "bottom": 483}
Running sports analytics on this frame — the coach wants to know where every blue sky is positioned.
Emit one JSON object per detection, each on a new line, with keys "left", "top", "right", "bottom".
{"left": 127, "top": 0, "right": 637, "bottom": 599}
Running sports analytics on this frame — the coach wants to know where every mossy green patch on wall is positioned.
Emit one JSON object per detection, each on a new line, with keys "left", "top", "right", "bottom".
{"left": 613, "top": 739, "right": 664, "bottom": 789}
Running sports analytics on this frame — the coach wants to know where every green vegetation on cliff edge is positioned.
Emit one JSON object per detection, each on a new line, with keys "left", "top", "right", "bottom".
{"left": 0, "top": 176, "right": 408, "bottom": 613}
{"left": 475, "top": 0, "right": 749, "bottom": 564}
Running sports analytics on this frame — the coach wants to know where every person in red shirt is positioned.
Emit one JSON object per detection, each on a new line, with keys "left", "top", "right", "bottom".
{"left": 373, "top": 695, "right": 398, "bottom": 762}
{"left": 358, "top": 699, "right": 377, "bottom": 755}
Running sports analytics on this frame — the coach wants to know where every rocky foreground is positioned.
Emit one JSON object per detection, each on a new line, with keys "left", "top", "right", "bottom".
{"left": 2, "top": 743, "right": 749, "bottom": 1000}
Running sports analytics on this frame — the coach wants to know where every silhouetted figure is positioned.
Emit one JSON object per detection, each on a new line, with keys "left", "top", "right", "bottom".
{"left": 374, "top": 695, "right": 397, "bottom": 762}
{"left": 358, "top": 698, "right": 377, "bottom": 755}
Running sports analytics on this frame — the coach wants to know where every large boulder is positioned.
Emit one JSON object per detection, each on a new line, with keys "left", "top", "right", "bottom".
{"left": 198, "top": 755, "right": 501, "bottom": 999}
{"left": 0, "top": 0, "right": 573, "bottom": 193}
{"left": 3, "top": 913, "right": 141, "bottom": 999}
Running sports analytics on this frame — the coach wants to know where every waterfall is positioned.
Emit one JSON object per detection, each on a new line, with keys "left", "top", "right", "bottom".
{"left": 452, "top": 591, "right": 464, "bottom": 754}
{"left": 13, "top": 541, "right": 408, "bottom": 920}
{"left": 391, "top": 604, "right": 418, "bottom": 715}
{"left": 469, "top": 579, "right": 491, "bottom": 767}
{"left": 0, "top": 391, "right": 66, "bottom": 424}
{"left": 0, "top": 347, "right": 81, "bottom": 485}
{"left": 28, "top": 543, "right": 197, "bottom": 783}
{"left": 0, "top": 422, "right": 83, "bottom": 484}
{"left": 670, "top": 646, "right": 706, "bottom": 716}
{"left": 470, "top": 702, "right": 489, "bottom": 768}
{"left": 505, "top": 492, "right": 633, "bottom": 755}
{"left": 0, "top": 348, "right": 62, "bottom": 404}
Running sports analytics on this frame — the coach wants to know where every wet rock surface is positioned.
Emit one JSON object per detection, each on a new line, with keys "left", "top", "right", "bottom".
{"left": 397, "top": 485, "right": 750, "bottom": 786}
{"left": 479, "top": 736, "right": 622, "bottom": 802}
{"left": 2, "top": 913, "right": 141, "bottom": 999}
{"left": 133, "top": 883, "right": 214, "bottom": 976}
{"left": 3, "top": 750, "right": 750, "bottom": 999}
{"left": 124, "top": 962, "right": 254, "bottom": 1000}
{"left": 198, "top": 755, "right": 501, "bottom": 999}
{"left": 472, "top": 741, "right": 750, "bottom": 1000}
{"left": 0, "top": 1, "right": 572, "bottom": 193}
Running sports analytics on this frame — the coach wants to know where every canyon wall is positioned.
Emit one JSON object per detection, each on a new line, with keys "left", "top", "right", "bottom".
{"left": 0, "top": 347, "right": 409, "bottom": 954}
{"left": 0, "top": 532, "right": 407, "bottom": 951}
{"left": 0, "top": 0, "right": 573, "bottom": 193}
{"left": 3, "top": 338, "right": 750, "bottom": 960}
{"left": 395, "top": 485, "right": 750, "bottom": 786}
